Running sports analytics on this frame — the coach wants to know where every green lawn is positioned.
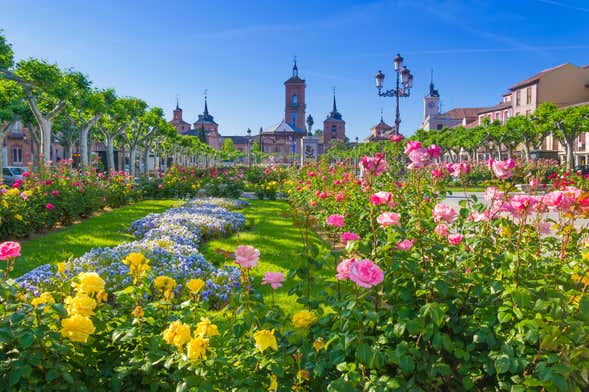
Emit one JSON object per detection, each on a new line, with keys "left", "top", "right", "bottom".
{"left": 201, "top": 199, "right": 331, "bottom": 313}
{"left": 446, "top": 186, "right": 486, "bottom": 193}
{"left": 12, "top": 199, "right": 180, "bottom": 277}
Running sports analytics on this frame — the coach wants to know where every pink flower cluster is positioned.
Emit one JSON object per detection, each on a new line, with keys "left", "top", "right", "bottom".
{"left": 340, "top": 231, "right": 360, "bottom": 245}
{"left": 490, "top": 158, "right": 515, "bottom": 180}
{"left": 376, "top": 212, "right": 401, "bottom": 228}
{"left": 336, "top": 258, "right": 383, "bottom": 288}
{"left": 326, "top": 214, "right": 345, "bottom": 227}
{"left": 370, "top": 191, "right": 395, "bottom": 207}
{"left": 234, "top": 245, "right": 260, "bottom": 269}
{"left": 404, "top": 141, "right": 443, "bottom": 170}
{"left": 432, "top": 203, "right": 457, "bottom": 224}
{"left": 361, "top": 153, "right": 387, "bottom": 177}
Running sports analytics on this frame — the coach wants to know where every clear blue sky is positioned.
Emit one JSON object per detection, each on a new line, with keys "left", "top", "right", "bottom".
{"left": 1, "top": 0, "right": 589, "bottom": 141}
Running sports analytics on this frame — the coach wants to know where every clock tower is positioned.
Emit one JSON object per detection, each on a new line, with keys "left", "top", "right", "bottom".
{"left": 424, "top": 71, "right": 440, "bottom": 117}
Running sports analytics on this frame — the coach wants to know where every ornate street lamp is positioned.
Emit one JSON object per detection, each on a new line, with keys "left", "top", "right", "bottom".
{"left": 247, "top": 128, "right": 252, "bottom": 168}
{"left": 375, "top": 53, "right": 413, "bottom": 133}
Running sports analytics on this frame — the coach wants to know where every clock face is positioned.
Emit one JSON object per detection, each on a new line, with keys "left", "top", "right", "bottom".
{"left": 428, "top": 102, "right": 435, "bottom": 108}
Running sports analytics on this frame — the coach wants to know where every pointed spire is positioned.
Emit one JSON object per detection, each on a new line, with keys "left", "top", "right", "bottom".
{"left": 203, "top": 89, "right": 209, "bottom": 115}
{"left": 332, "top": 87, "right": 337, "bottom": 113}
{"left": 176, "top": 94, "right": 180, "bottom": 110}
{"left": 380, "top": 107, "right": 384, "bottom": 122}
{"left": 293, "top": 56, "right": 298, "bottom": 77}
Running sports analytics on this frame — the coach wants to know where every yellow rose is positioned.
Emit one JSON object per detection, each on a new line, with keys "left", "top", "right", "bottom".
{"left": 57, "top": 262, "right": 66, "bottom": 274}
{"left": 96, "top": 290, "right": 108, "bottom": 304}
{"left": 31, "top": 292, "right": 55, "bottom": 308}
{"left": 195, "top": 317, "right": 220, "bottom": 338}
{"left": 186, "top": 278, "right": 205, "bottom": 294}
{"left": 253, "top": 329, "right": 278, "bottom": 353}
{"left": 162, "top": 320, "right": 191, "bottom": 351}
{"left": 1, "top": 200, "right": 8, "bottom": 208}
{"left": 14, "top": 214, "right": 23, "bottom": 221}
{"left": 186, "top": 335, "right": 209, "bottom": 361}
{"left": 292, "top": 310, "right": 318, "bottom": 328}
{"left": 65, "top": 294, "right": 97, "bottom": 317}
{"left": 154, "top": 276, "right": 177, "bottom": 293}
{"left": 74, "top": 272, "right": 105, "bottom": 296}
{"left": 60, "top": 315, "right": 96, "bottom": 343}
{"left": 132, "top": 305, "right": 144, "bottom": 318}
{"left": 312, "top": 337, "right": 325, "bottom": 352}
{"left": 123, "top": 252, "right": 151, "bottom": 281}
{"left": 268, "top": 374, "right": 278, "bottom": 392}
{"left": 296, "top": 369, "right": 310, "bottom": 382}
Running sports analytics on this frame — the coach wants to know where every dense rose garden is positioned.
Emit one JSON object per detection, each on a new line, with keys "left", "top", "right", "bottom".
{"left": 1, "top": 140, "right": 589, "bottom": 390}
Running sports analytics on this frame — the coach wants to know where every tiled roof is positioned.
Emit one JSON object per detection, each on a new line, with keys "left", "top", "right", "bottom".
{"left": 371, "top": 119, "right": 393, "bottom": 130}
{"left": 442, "top": 107, "right": 482, "bottom": 120}
{"left": 477, "top": 101, "right": 512, "bottom": 115}
{"left": 509, "top": 63, "right": 569, "bottom": 90}
{"left": 284, "top": 76, "right": 305, "bottom": 84}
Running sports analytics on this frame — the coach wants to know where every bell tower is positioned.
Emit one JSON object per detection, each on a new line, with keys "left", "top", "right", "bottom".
{"left": 424, "top": 70, "right": 440, "bottom": 117}
{"left": 284, "top": 59, "right": 306, "bottom": 131}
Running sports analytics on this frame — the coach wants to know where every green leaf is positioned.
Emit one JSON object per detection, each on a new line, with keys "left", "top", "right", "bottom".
{"left": 495, "top": 353, "right": 512, "bottom": 374}
{"left": 579, "top": 295, "right": 589, "bottom": 322}
{"left": 19, "top": 331, "right": 35, "bottom": 349}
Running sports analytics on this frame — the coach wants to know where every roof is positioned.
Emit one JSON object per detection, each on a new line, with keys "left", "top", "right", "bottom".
{"left": 371, "top": 119, "right": 393, "bottom": 131}
{"left": 477, "top": 101, "right": 512, "bottom": 115}
{"left": 263, "top": 120, "right": 306, "bottom": 135}
{"left": 465, "top": 119, "right": 479, "bottom": 129}
{"left": 284, "top": 76, "right": 305, "bottom": 84}
{"left": 442, "top": 107, "right": 482, "bottom": 120}
{"left": 583, "top": 64, "right": 589, "bottom": 69}
{"left": 509, "top": 63, "right": 570, "bottom": 90}
{"left": 223, "top": 136, "right": 249, "bottom": 145}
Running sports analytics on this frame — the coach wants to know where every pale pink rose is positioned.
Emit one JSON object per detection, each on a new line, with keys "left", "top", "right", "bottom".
{"left": 0, "top": 241, "right": 21, "bottom": 260}
{"left": 349, "top": 259, "right": 384, "bottom": 288}
{"left": 404, "top": 141, "right": 422, "bottom": 154}
{"left": 376, "top": 212, "right": 401, "bottom": 228}
{"left": 542, "top": 191, "right": 566, "bottom": 210}
{"left": 234, "top": 245, "right": 260, "bottom": 269}
{"left": 427, "top": 144, "right": 442, "bottom": 159}
{"left": 470, "top": 211, "right": 490, "bottom": 222}
{"left": 336, "top": 258, "right": 356, "bottom": 280}
{"left": 407, "top": 148, "right": 431, "bottom": 169}
{"left": 19, "top": 192, "right": 28, "bottom": 200}
{"left": 370, "top": 191, "right": 392, "bottom": 206}
{"left": 490, "top": 158, "right": 515, "bottom": 180}
{"left": 361, "top": 154, "right": 387, "bottom": 176}
{"left": 432, "top": 203, "right": 457, "bottom": 223}
{"left": 509, "top": 195, "right": 538, "bottom": 212}
{"left": 485, "top": 186, "right": 504, "bottom": 201}
{"left": 326, "top": 214, "right": 345, "bottom": 227}
{"left": 448, "top": 234, "right": 463, "bottom": 245}
{"left": 261, "top": 271, "right": 285, "bottom": 290}
{"left": 340, "top": 232, "right": 360, "bottom": 246}
{"left": 397, "top": 239, "right": 413, "bottom": 251}
{"left": 450, "top": 163, "right": 471, "bottom": 178}
{"left": 434, "top": 223, "right": 449, "bottom": 237}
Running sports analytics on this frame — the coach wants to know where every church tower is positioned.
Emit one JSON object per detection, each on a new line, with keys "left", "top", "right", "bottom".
{"left": 284, "top": 60, "right": 306, "bottom": 132}
{"left": 169, "top": 98, "right": 191, "bottom": 134}
{"left": 424, "top": 71, "right": 440, "bottom": 117}
{"left": 323, "top": 89, "right": 346, "bottom": 146}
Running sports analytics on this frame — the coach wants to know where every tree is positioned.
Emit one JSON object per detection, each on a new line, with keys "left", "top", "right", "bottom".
{"left": 0, "top": 79, "right": 28, "bottom": 168}
{"left": 97, "top": 97, "right": 138, "bottom": 173}
{"left": 223, "top": 138, "right": 235, "bottom": 153}
{"left": 197, "top": 126, "right": 207, "bottom": 144}
{"left": 119, "top": 99, "right": 150, "bottom": 176}
{"left": 549, "top": 105, "right": 589, "bottom": 168}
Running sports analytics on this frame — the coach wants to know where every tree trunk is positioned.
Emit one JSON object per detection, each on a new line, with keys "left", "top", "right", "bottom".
{"left": 80, "top": 115, "right": 101, "bottom": 166}
{"left": 0, "top": 122, "right": 14, "bottom": 171}
{"left": 40, "top": 118, "right": 53, "bottom": 162}
{"left": 106, "top": 136, "right": 115, "bottom": 174}
{"left": 565, "top": 137, "right": 575, "bottom": 169}
{"left": 129, "top": 146, "right": 137, "bottom": 177}
{"left": 64, "top": 142, "right": 72, "bottom": 161}
{"left": 522, "top": 141, "right": 531, "bottom": 161}
{"left": 143, "top": 147, "right": 149, "bottom": 175}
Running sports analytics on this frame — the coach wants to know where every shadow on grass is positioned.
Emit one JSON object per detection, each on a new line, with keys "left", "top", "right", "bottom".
{"left": 11, "top": 199, "right": 181, "bottom": 277}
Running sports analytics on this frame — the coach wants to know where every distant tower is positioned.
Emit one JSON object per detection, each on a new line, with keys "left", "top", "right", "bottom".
{"left": 424, "top": 70, "right": 440, "bottom": 117}
{"left": 169, "top": 96, "right": 191, "bottom": 133}
{"left": 323, "top": 88, "right": 346, "bottom": 145}
{"left": 284, "top": 59, "right": 306, "bottom": 131}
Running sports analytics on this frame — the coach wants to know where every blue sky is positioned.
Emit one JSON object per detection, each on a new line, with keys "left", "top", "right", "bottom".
{"left": 1, "top": 0, "right": 589, "bottom": 140}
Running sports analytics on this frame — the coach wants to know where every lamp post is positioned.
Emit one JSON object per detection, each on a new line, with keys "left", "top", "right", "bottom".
{"left": 291, "top": 136, "right": 296, "bottom": 166}
{"left": 354, "top": 136, "right": 359, "bottom": 176}
{"left": 375, "top": 53, "right": 413, "bottom": 133}
{"left": 246, "top": 128, "right": 252, "bottom": 168}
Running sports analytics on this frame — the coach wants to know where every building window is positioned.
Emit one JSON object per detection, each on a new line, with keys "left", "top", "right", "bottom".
{"left": 436, "top": 124, "right": 443, "bottom": 130}
{"left": 291, "top": 95, "right": 298, "bottom": 106}
{"left": 526, "top": 87, "right": 532, "bottom": 105}
{"left": 516, "top": 90, "right": 521, "bottom": 106}
{"left": 290, "top": 113, "right": 297, "bottom": 126}
{"left": 12, "top": 147, "right": 22, "bottom": 164}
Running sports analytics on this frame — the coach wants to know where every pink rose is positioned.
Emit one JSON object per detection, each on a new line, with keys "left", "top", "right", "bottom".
{"left": 432, "top": 203, "right": 457, "bottom": 223}
{"left": 397, "top": 239, "right": 413, "bottom": 251}
{"left": 407, "top": 148, "right": 431, "bottom": 169}
{"left": 509, "top": 195, "right": 538, "bottom": 212}
{"left": 390, "top": 134, "right": 403, "bottom": 143}
{"left": 404, "top": 141, "right": 422, "bottom": 154}
{"left": 335, "top": 192, "right": 345, "bottom": 202}
{"left": 490, "top": 158, "right": 515, "bottom": 180}
{"left": 361, "top": 154, "right": 387, "bottom": 176}
{"left": 448, "top": 234, "right": 463, "bottom": 245}
{"left": 0, "top": 241, "right": 21, "bottom": 260}
{"left": 450, "top": 163, "right": 471, "bottom": 177}
{"left": 336, "top": 258, "right": 356, "bottom": 280}
{"left": 340, "top": 232, "right": 360, "bottom": 246}
{"left": 52, "top": 190, "right": 59, "bottom": 196}
{"left": 326, "top": 214, "right": 345, "bottom": 227}
{"left": 427, "top": 144, "right": 442, "bottom": 159}
{"left": 434, "top": 223, "right": 449, "bottom": 237}
{"left": 19, "top": 192, "right": 28, "bottom": 200}
{"left": 431, "top": 168, "right": 446, "bottom": 179}
{"left": 370, "top": 191, "right": 393, "bottom": 206}
{"left": 46, "top": 203, "right": 55, "bottom": 210}
{"left": 349, "top": 259, "right": 384, "bottom": 288}
{"left": 261, "top": 271, "right": 285, "bottom": 290}
{"left": 376, "top": 212, "right": 401, "bottom": 228}
{"left": 234, "top": 245, "right": 260, "bottom": 268}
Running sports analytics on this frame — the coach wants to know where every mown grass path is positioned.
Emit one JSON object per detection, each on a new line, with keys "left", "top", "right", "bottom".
{"left": 12, "top": 199, "right": 180, "bottom": 277}
{"left": 201, "top": 199, "right": 331, "bottom": 313}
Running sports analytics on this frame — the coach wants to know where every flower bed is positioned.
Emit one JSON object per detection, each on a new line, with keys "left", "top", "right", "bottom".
{"left": 16, "top": 198, "right": 246, "bottom": 308}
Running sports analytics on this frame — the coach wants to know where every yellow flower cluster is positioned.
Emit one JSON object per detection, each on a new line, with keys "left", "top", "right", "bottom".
{"left": 154, "top": 276, "right": 177, "bottom": 300}
{"left": 122, "top": 252, "right": 151, "bottom": 283}
{"left": 162, "top": 317, "right": 220, "bottom": 361}
{"left": 60, "top": 272, "right": 105, "bottom": 343}
{"left": 31, "top": 292, "right": 55, "bottom": 308}
{"left": 253, "top": 329, "right": 278, "bottom": 353}
{"left": 292, "top": 310, "right": 318, "bottom": 328}
{"left": 186, "top": 278, "right": 205, "bottom": 294}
